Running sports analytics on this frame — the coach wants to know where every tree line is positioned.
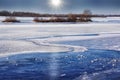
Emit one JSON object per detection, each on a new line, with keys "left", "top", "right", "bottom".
{"left": 1, "top": 10, "right": 120, "bottom": 23}
{"left": 1, "top": 10, "right": 119, "bottom": 17}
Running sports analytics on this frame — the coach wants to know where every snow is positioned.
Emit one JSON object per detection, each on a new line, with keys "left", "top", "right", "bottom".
{"left": 92, "top": 17, "right": 120, "bottom": 23}
{"left": 0, "top": 17, "right": 120, "bottom": 57}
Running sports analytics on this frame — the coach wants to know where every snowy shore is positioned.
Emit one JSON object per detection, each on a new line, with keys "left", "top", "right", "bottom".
{"left": 0, "top": 23, "right": 120, "bottom": 56}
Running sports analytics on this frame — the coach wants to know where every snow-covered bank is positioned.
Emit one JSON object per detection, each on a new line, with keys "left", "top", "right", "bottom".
{"left": 92, "top": 17, "right": 120, "bottom": 23}
{"left": 0, "top": 23, "right": 120, "bottom": 56}
{"left": 0, "top": 17, "right": 120, "bottom": 24}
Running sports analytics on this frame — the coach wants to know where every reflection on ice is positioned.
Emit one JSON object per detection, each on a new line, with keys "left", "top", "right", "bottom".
{"left": 49, "top": 54, "right": 59, "bottom": 80}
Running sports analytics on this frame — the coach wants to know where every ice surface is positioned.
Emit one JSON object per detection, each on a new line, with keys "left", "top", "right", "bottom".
{"left": 0, "top": 49, "right": 119, "bottom": 80}
{"left": 0, "top": 18, "right": 120, "bottom": 80}
{"left": 0, "top": 20, "right": 120, "bottom": 56}
{"left": 74, "top": 68, "right": 120, "bottom": 80}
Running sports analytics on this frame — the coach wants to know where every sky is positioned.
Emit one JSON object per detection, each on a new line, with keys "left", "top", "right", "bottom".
{"left": 0, "top": 0, "right": 120, "bottom": 14}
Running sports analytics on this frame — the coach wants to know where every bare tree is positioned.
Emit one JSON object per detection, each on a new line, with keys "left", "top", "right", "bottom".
{"left": 2, "top": 17, "right": 20, "bottom": 22}
{"left": 82, "top": 9, "right": 92, "bottom": 22}
{"left": 83, "top": 9, "right": 92, "bottom": 15}
{"left": 68, "top": 14, "right": 77, "bottom": 22}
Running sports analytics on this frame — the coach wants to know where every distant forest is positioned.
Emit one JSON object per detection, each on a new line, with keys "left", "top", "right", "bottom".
{"left": 1, "top": 10, "right": 120, "bottom": 22}
{"left": 0, "top": 10, "right": 120, "bottom": 17}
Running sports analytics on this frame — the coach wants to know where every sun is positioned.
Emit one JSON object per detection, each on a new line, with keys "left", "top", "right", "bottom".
{"left": 50, "top": 0, "right": 62, "bottom": 7}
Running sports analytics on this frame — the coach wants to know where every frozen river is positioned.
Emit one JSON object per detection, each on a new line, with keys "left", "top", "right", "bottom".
{"left": 0, "top": 21, "right": 120, "bottom": 80}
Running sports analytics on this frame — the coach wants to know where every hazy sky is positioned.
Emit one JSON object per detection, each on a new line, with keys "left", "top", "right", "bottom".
{"left": 0, "top": 0, "right": 120, "bottom": 14}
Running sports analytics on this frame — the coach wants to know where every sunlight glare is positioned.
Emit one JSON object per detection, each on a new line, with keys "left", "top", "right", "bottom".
{"left": 51, "top": 0, "right": 62, "bottom": 7}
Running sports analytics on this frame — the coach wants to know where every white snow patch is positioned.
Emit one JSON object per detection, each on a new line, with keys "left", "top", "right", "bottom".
{"left": 0, "top": 22, "right": 120, "bottom": 56}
